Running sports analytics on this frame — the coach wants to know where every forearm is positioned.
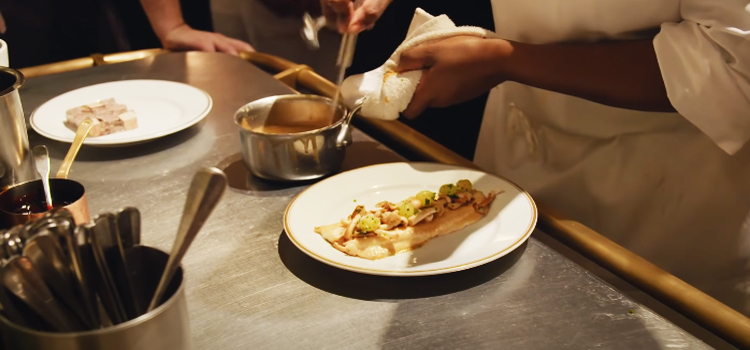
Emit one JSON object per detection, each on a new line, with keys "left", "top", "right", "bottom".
{"left": 140, "top": 0, "right": 185, "bottom": 42}
{"left": 497, "top": 38, "right": 675, "bottom": 113}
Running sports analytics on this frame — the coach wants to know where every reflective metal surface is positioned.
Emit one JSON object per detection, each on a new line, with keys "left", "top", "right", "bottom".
{"left": 19, "top": 52, "right": 712, "bottom": 349}
{"left": 0, "top": 67, "right": 35, "bottom": 190}
{"left": 0, "top": 246, "right": 190, "bottom": 350}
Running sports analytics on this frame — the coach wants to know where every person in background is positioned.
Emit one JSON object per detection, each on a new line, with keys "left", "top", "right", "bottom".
{"left": 235, "top": 0, "right": 340, "bottom": 80}
{"left": 325, "top": 0, "right": 750, "bottom": 316}
{"left": 140, "top": 0, "right": 347, "bottom": 80}
{"left": 140, "top": 0, "right": 254, "bottom": 55}
{"left": 320, "top": 0, "right": 392, "bottom": 33}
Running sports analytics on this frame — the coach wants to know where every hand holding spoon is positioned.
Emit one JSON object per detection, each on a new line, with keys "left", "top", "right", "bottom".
{"left": 32, "top": 145, "right": 54, "bottom": 211}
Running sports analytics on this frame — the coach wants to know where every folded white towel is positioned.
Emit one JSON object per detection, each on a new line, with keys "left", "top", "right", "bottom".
{"left": 340, "top": 8, "right": 490, "bottom": 120}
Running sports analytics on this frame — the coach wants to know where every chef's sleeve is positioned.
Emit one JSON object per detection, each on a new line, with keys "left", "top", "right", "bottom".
{"left": 653, "top": 0, "right": 750, "bottom": 155}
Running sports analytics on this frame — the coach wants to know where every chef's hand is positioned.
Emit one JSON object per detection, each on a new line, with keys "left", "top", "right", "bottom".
{"left": 396, "top": 36, "right": 512, "bottom": 118}
{"left": 321, "top": 0, "right": 393, "bottom": 33}
{"left": 161, "top": 24, "right": 255, "bottom": 56}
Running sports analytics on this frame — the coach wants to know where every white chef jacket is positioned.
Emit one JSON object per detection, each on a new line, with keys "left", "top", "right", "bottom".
{"left": 475, "top": 0, "right": 750, "bottom": 312}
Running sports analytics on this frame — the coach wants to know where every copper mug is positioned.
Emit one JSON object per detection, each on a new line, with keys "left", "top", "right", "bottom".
{"left": 0, "top": 178, "right": 90, "bottom": 229}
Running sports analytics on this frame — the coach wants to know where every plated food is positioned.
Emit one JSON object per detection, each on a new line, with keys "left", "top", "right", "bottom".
{"left": 284, "top": 162, "right": 536, "bottom": 276}
{"left": 65, "top": 98, "right": 138, "bottom": 137}
{"left": 31, "top": 80, "right": 212, "bottom": 146}
{"left": 315, "top": 179, "right": 501, "bottom": 260}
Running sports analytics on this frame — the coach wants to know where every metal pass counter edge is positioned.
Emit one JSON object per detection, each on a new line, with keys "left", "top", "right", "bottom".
{"left": 16, "top": 49, "right": 750, "bottom": 350}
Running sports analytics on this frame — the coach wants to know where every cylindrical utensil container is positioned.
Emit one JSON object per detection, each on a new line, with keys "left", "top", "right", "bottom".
{"left": 0, "top": 246, "right": 192, "bottom": 350}
{"left": 0, "top": 67, "right": 35, "bottom": 191}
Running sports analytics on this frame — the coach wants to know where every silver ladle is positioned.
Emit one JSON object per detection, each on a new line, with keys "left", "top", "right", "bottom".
{"left": 301, "top": 13, "right": 327, "bottom": 50}
{"left": 147, "top": 167, "right": 227, "bottom": 312}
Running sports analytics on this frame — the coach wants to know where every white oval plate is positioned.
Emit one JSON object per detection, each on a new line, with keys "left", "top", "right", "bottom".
{"left": 284, "top": 162, "right": 537, "bottom": 276}
{"left": 30, "top": 79, "right": 212, "bottom": 146}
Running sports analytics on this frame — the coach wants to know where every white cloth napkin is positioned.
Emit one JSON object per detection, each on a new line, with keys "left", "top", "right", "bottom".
{"left": 340, "top": 8, "right": 490, "bottom": 120}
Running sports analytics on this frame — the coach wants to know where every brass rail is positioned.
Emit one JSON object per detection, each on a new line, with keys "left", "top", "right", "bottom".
{"left": 18, "top": 49, "right": 169, "bottom": 78}
{"left": 20, "top": 49, "right": 750, "bottom": 350}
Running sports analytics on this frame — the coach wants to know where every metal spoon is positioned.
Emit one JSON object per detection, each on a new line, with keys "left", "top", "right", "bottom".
{"left": 147, "top": 167, "right": 227, "bottom": 312}
{"left": 32, "top": 145, "right": 54, "bottom": 211}
{"left": 101, "top": 212, "right": 140, "bottom": 320}
{"left": 56, "top": 118, "right": 94, "bottom": 179}
{"left": 89, "top": 218, "right": 128, "bottom": 324}
{"left": 75, "top": 224, "right": 111, "bottom": 328}
{"left": 116, "top": 207, "right": 141, "bottom": 249}
{"left": 52, "top": 219, "right": 101, "bottom": 329}
{"left": 1, "top": 256, "right": 84, "bottom": 332}
{"left": 333, "top": 0, "right": 363, "bottom": 86}
{"left": 0, "top": 276, "right": 37, "bottom": 329}
{"left": 23, "top": 234, "right": 95, "bottom": 329}
{"left": 113, "top": 207, "right": 143, "bottom": 318}
{"left": 2, "top": 225, "right": 25, "bottom": 260}
{"left": 301, "top": 13, "right": 327, "bottom": 50}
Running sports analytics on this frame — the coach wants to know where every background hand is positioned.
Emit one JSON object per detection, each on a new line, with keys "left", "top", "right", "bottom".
{"left": 396, "top": 36, "right": 512, "bottom": 118}
{"left": 321, "top": 0, "right": 392, "bottom": 33}
{"left": 162, "top": 24, "right": 255, "bottom": 56}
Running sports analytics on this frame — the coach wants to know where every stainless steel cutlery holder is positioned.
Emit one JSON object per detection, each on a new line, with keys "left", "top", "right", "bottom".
{"left": 0, "top": 209, "right": 192, "bottom": 350}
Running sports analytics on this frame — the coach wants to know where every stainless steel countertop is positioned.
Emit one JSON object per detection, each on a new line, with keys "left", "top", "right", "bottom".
{"left": 20, "top": 52, "right": 711, "bottom": 349}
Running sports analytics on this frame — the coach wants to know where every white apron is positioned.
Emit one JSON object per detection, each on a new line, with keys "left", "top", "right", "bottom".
{"left": 476, "top": 0, "right": 750, "bottom": 313}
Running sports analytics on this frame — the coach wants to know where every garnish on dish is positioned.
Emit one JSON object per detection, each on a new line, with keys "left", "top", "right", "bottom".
{"left": 65, "top": 98, "right": 138, "bottom": 137}
{"left": 314, "top": 179, "right": 502, "bottom": 260}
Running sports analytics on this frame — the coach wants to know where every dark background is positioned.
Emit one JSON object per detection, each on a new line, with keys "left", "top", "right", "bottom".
{"left": 0, "top": 0, "right": 212, "bottom": 68}
{"left": 0, "top": 0, "right": 494, "bottom": 159}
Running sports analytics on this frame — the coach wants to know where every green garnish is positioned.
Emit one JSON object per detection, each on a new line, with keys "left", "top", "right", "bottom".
{"left": 439, "top": 184, "right": 457, "bottom": 197}
{"left": 456, "top": 179, "right": 473, "bottom": 192}
{"left": 416, "top": 190, "right": 436, "bottom": 207}
{"left": 357, "top": 214, "right": 380, "bottom": 233}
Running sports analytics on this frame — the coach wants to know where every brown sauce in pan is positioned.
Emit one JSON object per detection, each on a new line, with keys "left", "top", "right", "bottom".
{"left": 239, "top": 118, "right": 331, "bottom": 134}
{"left": 252, "top": 124, "right": 323, "bottom": 134}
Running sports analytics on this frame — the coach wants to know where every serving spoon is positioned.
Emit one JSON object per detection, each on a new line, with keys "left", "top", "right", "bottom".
{"left": 23, "top": 234, "right": 95, "bottom": 329}
{"left": 1, "top": 256, "right": 85, "bottom": 331}
{"left": 32, "top": 145, "right": 54, "bottom": 211}
{"left": 301, "top": 13, "right": 327, "bottom": 50}
{"left": 56, "top": 118, "right": 93, "bottom": 179}
{"left": 147, "top": 167, "right": 227, "bottom": 312}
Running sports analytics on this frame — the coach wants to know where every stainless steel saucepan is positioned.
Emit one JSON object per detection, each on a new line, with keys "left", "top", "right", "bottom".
{"left": 234, "top": 94, "right": 361, "bottom": 181}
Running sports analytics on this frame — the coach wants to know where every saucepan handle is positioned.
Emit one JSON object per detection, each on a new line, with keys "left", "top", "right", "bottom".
{"left": 336, "top": 102, "right": 363, "bottom": 149}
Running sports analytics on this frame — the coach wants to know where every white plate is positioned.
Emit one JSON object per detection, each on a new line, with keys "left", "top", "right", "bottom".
{"left": 284, "top": 162, "right": 537, "bottom": 276}
{"left": 30, "top": 79, "right": 213, "bottom": 146}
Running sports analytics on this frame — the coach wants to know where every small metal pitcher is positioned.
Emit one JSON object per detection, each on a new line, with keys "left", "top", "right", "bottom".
{"left": 0, "top": 67, "right": 34, "bottom": 191}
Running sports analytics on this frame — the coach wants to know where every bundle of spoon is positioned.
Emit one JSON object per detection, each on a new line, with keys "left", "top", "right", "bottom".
{"left": 0, "top": 167, "right": 227, "bottom": 332}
